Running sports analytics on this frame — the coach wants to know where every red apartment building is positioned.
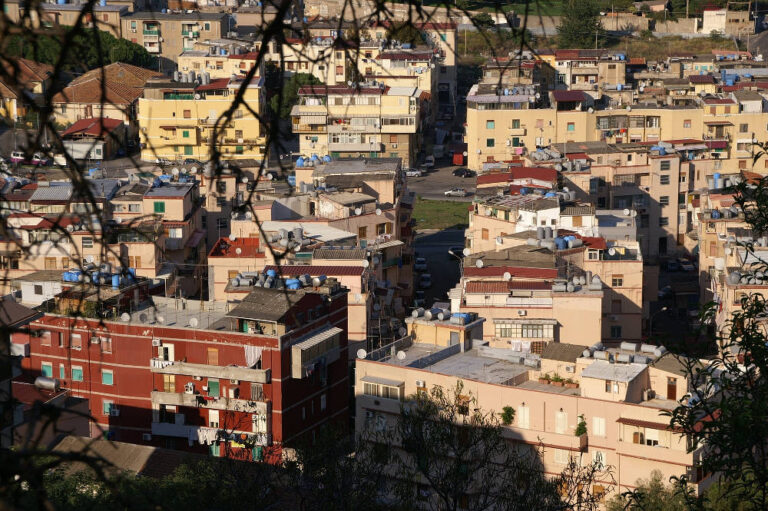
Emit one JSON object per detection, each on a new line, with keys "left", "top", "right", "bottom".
{"left": 13, "top": 278, "right": 349, "bottom": 462}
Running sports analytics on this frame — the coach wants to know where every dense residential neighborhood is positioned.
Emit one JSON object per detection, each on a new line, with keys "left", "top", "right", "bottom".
{"left": 2, "top": 0, "right": 768, "bottom": 509}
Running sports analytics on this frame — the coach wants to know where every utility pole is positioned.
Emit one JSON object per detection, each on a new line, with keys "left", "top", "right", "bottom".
{"left": 686, "top": 0, "right": 689, "bottom": 19}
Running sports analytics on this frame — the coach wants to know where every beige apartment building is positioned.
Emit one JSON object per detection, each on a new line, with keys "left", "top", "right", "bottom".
{"left": 3, "top": 1, "right": 127, "bottom": 37}
{"left": 355, "top": 318, "right": 714, "bottom": 503}
{"left": 291, "top": 86, "right": 424, "bottom": 166}
{"left": 121, "top": 11, "right": 228, "bottom": 70}
{"left": 177, "top": 46, "right": 262, "bottom": 81}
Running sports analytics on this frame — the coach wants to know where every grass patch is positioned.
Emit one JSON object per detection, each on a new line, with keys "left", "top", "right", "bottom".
{"left": 413, "top": 197, "right": 470, "bottom": 231}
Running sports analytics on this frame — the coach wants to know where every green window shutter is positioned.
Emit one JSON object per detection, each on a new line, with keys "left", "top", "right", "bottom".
{"left": 209, "top": 443, "right": 220, "bottom": 456}
{"left": 102, "top": 370, "right": 113, "bottom": 385}
{"left": 59, "top": 365, "right": 65, "bottom": 379}
{"left": 185, "top": 146, "right": 194, "bottom": 155}
{"left": 208, "top": 379, "right": 220, "bottom": 397}
{"left": 41, "top": 363, "right": 52, "bottom": 377}
{"left": 182, "top": 130, "right": 189, "bottom": 138}
{"left": 72, "top": 368, "right": 83, "bottom": 381}
{"left": 154, "top": 201, "right": 165, "bottom": 213}
{"left": 253, "top": 446, "right": 264, "bottom": 461}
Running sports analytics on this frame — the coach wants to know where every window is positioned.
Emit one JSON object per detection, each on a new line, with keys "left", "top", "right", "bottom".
{"left": 102, "top": 369, "right": 114, "bottom": 385}
{"left": 611, "top": 275, "right": 623, "bottom": 287}
{"left": 183, "top": 109, "right": 191, "bottom": 119}
{"left": 659, "top": 217, "right": 669, "bottom": 226}
{"left": 555, "top": 410, "right": 567, "bottom": 434}
{"left": 59, "top": 364, "right": 66, "bottom": 379}
{"left": 154, "top": 201, "right": 165, "bottom": 214}
{"left": 486, "top": 120, "right": 495, "bottom": 129}
{"left": 100, "top": 337, "right": 112, "bottom": 352}
{"left": 659, "top": 160, "right": 670, "bottom": 171}
{"left": 320, "top": 394, "right": 326, "bottom": 411}
{"left": 102, "top": 400, "right": 114, "bottom": 415}
{"left": 592, "top": 416, "right": 606, "bottom": 437}
{"left": 518, "top": 405, "right": 530, "bottom": 429}
{"left": 739, "top": 160, "right": 747, "bottom": 169}
{"left": 592, "top": 450, "right": 606, "bottom": 468}
{"left": 495, "top": 322, "right": 554, "bottom": 339}
{"left": 659, "top": 196, "right": 669, "bottom": 206}
{"left": 611, "top": 299, "right": 622, "bottom": 313}
{"left": 336, "top": 65, "right": 343, "bottom": 75}
{"left": 358, "top": 226, "right": 367, "bottom": 239}
{"left": 163, "top": 374, "right": 175, "bottom": 393}
{"left": 486, "top": 138, "right": 495, "bottom": 148}
{"left": 71, "top": 334, "right": 82, "bottom": 350}
{"left": 740, "top": 123, "right": 749, "bottom": 133}
{"left": 82, "top": 237, "right": 94, "bottom": 248}
{"left": 209, "top": 409, "right": 220, "bottom": 428}
{"left": 660, "top": 175, "right": 670, "bottom": 185}
{"left": 41, "top": 362, "right": 52, "bottom": 378}
{"left": 683, "top": 119, "right": 691, "bottom": 128}
{"left": 457, "top": 395, "right": 470, "bottom": 416}
{"left": 40, "top": 330, "right": 51, "bottom": 346}
{"left": 44, "top": 257, "right": 57, "bottom": 270}
{"left": 567, "top": 122, "right": 575, "bottom": 132}
{"left": 554, "top": 449, "right": 570, "bottom": 465}
{"left": 72, "top": 366, "right": 83, "bottom": 381}
{"left": 208, "top": 379, "right": 220, "bottom": 397}
{"left": 610, "top": 325, "right": 622, "bottom": 338}
{"left": 481, "top": 228, "right": 489, "bottom": 240}
{"left": 512, "top": 119, "right": 520, "bottom": 129}
{"left": 253, "top": 413, "right": 268, "bottom": 433}
{"left": 363, "top": 382, "right": 402, "bottom": 400}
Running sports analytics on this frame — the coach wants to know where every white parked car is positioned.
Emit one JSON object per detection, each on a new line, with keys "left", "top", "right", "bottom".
{"left": 444, "top": 188, "right": 468, "bottom": 197}
{"left": 405, "top": 168, "right": 422, "bottom": 177}
{"left": 423, "top": 155, "right": 435, "bottom": 168}
{"left": 419, "top": 273, "right": 432, "bottom": 289}
{"left": 414, "top": 257, "right": 428, "bottom": 272}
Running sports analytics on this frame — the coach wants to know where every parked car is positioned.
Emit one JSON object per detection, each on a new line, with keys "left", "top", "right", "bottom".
{"left": 414, "top": 257, "right": 428, "bottom": 272}
{"left": 405, "top": 168, "right": 423, "bottom": 177}
{"left": 9, "top": 151, "right": 24, "bottom": 164}
{"left": 155, "top": 157, "right": 173, "bottom": 166}
{"left": 452, "top": 168, "right": 476, "bottom": 178}
{"left": 183, "top": 158, "right": 203, "bottom": 166}
{"left": 419, "top": 273, "right": 433, "bottom": 289}
{"left": 423, "top": 155, "right": 435, "bottom": 168}
{"left": 444, "top": 188, "right": 468, "bottom": 197}
{"left": 30, "top": 153, "right": 49, "bottom": 165}
{"left": 678, "top": 258, "right": 695, "bottom": 272}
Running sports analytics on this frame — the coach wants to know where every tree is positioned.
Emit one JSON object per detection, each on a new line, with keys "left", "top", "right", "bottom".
{"left": 472, "top": 13, "right": 496, "bottom": 31}
{"left": 269, "top": 73, "right": 323, "bottom": 119}
{"left": 606, "top": 470, "right": 689, "bottom": 511}
{"left": 556, "top": 1, "right": 605, "bottom": 49}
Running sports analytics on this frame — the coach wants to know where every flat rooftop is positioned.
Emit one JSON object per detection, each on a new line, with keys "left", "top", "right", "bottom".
{"left": 428, "top": 349, "right": 528, "bottom": 386}
{"left": 313, "top": 158, "right": 401, "bottom": 175}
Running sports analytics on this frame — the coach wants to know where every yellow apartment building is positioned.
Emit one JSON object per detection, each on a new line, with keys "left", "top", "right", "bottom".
{"left": 178, "top": 46, "right": 263, "bottom": 81}
{"left": 3, "top": 0, "right": 127, "bottom": 37}
{"left": 291, "top": 85, "right": 423, "bottom": 166}
{"left": 138, "top": 75, "right": 266, "bottom": 163}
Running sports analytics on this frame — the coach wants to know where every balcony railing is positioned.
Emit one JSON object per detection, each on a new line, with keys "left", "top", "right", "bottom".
{"left": 150, "top": 358, "right": 271, "bottom": 383}
{"left": 151, "top": 391, "right": 268, "bottom": 413}
{"left": 164, "top": 238, "right": 184, "bottom": 250}
{"left": 143, "top": 28, "right": 159, "bottom": 35}
{"left": 182, "top": 30, "right": 200, "bottom": 38}
{"left": 328, "top": 141, "right": 384, "bottom": 152}
{"left": 151, "top": 421, "right": 271, "bottom": 446}
{"left": 292, "top": 124, "right": 326, "bottom": 133}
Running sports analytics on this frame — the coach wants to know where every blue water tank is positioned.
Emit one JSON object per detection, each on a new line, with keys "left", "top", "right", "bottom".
{"left": 112, "top": 274, "right": 120, "bottom": 289}
{"left": 62, "top": 272, "right": 71, "bottom": 282}
{"left": 659, "top": 147, "right": 666, "bottom": 155}
{"left": 266, "top": 269, "right": 277, "bottom": 278}
{"left": 545, "top": 192, "right": 556, "bottom": 198}
{"left": 711, "top": 210, "right": 721, "bottom": 219}
{"left": 153, "top": 177, "right": 162, "bottom": 188}
{"left": 520, "top": 187, "right": 528, "bottom": 195}
{"left": 99, "top": 0, "right": 106, "bottom": 6}
{"left": 726, "top": 79, "right": 734, "bottom": 87}
{"left": 285, "top": 278, "right": 301, "bottom": 289}
{"left": 127, "top": 268, "right": 136, "bottom": 281}
{"left": 311, "top": 154, "right": 319, "bottom": 161}
{"left": 323, "top": 155, "right": 332, "bottom": 163}
{"left": 617, "top": 84, "right": 623, "bottom": 91}
{"left": 296, "top": 157, "right": 305, "bottom": 167}
{"left": 619, "top": 54, "right": 625, "bottom": 60}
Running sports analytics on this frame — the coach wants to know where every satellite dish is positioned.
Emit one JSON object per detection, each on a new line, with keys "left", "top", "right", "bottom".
{"left": 139, "top": 313, "right": 148, "bottom": 323}
{"left": 462, "top": 248, "right": 471, "bottom": 257}
{"left": 398, "top": 327, "right": 407, "bottom": 336}
{"left": 120, "top": 313, "right": 130, "bottom": 322}
{"left": 190, "top": 166, "right": 198, "bottom": 174}
{"left": 229, "top": 233, "right": 237, "bottom": 241}
{"left": 157, "top": 316, "right": 165, "bottom": 324}
{"left": 503, "top": 272, "right": 512, "bottom": 281}
{"left": 375, "top": 208, "right": 382, "bottom": 216}
{"left": 463, "top": 151, "right": 468, "bottom": 157}
{"left": 476, "top": 259, "right": 484, "bottom": 268}
{"left": 66, "top": 224, "right": 74, "bottom": 232}
{"left": 356, "top": 348, "right": 367, "bottom": 359}
{"left": 396, "top": 351, "right": 407, "bottom": 360}
{"left": 242, "top": 176, "right": 249, "bottom": 183}
{"left": 355, "top": 207, "right": 362, "bottom": 215}
{"left": 496, "top": 236, "right": 503, "bottom": 245}
{"left": 171, "top": 167, "right": 179, "bottom": 175}
{"left": 354, "top": 293, "right": 362, "bottom": 302}
{"left": 630, "top": 210, "right": 637, "bottom": 217}
{"left": 190, "top": 317, "right": 199, "bottom": 327}
{"left": 236, "top": 247, "right": 242, "bottom": 255}
{"left": 623, "top": 209, "right": 630, "bottom": 216}
{"left": 373, "top": 303, "right": 381, "bottom": 311}
{"left": 266, "top": 173, "right": 274, "bottom": 180}
{"left": 362, "top": 260, "right": 370, "bottom": 268}
{"left": 86, "top": 255, "right": 95, "bottom": 263}
{"left": 608, "top": 248, "right": 616, "bottom": 256}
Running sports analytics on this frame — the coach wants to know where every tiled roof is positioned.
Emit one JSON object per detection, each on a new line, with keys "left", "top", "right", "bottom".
{"left": 62, "top": 117, "right": 123, "bottom": 138}
{"left": 688, "top": 74, "right": 715, "bottom": 84}
{"left": 552, "top": 90, "right": 587, "bottom": 102}
{"left": 53, "top": 77, "right": 145, "bottom": 105}
{"left": 313, "top": 248, "right": 368, "bottom": 260}
{"left": 262, "top": 265, "right": 364, "bottom": 276}
{"left": 465, "top": 281, "right": 509, "bottom": 294}
{"left": 463, "top": 266, "right": 557, "bottom": 278}
{"left": 70, "top": 62, "right": 162, "bottom": 88}
{"left": 541, "top": 342, "right": 586, "bottom": 362}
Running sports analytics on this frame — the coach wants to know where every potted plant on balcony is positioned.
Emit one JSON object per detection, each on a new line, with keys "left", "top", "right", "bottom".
{"left": 538, "top": 373, "right": 551, "bottom": 385}
{"left": 500, "top": 406, "right": 515, "bottom": 426}
{"left": 550, "top": 374, "right": 564, "bottom": 387}
{"left": 564, "top": 378, "right": 579, "bottom": 389}
{"left": 574, "top": 415, "right": 587, "bottom": 437}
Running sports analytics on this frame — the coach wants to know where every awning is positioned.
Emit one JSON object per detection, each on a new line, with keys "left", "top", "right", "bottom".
{"left": 616, "top": 417, "right": 682, "bottom": 432}
{"left": 294, "top": 326, "right": 342, "bottom": 351}
{"left": 361, "top": 375, "right": 404, "bottom": 387}
{"left": 300, "top": 115, "right": 326, "bottom": 124}
{"left": 706, "top": 141, "right": 728, "bottom": 149}
{"left": 704, "top": 121, "right": 733, "bottom": 126}
{"left": 674, "top": 143, "right": 708, "bottom": 150}
{"left": 185, "top": 229, "right": 205, "bottom": 248}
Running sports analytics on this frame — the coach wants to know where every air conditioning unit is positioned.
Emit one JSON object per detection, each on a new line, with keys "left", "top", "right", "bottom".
{"left": 202, "top": 386, "right": 208, "bottom": 391}
{"left": 193, "top": 376, "right": 203, "bottom": 381}
{"left": 182, "top": 66, "right": 188, "bottom": 71}
{"left": 230, "top": 379, "right": 239, "bottom": 384}
{"left": 110, "top": 408, "right": 120, "bottom": 417}
{"left": 152, "top": 338, "right": 162, "bottom": 347}
{"left": 391, "top": 143, "right": 398, "bottom": 149}
{"left": 90, "top": 337, "right": 100, "bottom": 344}
{"left": 238, "top": 138, "right": 244, "bottom": 143}
{"left": 517, "top": 310, "right": 527, "bottom": 316}
{"left": 142, "top": 433, "right": 152, "bottom": 441}
{"left": 415, "top": 380, "right": 426, "bottom": 387}
{"left": 565, "top": 366, "right": 575, "bottom": 373}
{"left": 185, "top": 383, "right": 194, "bottom": 394}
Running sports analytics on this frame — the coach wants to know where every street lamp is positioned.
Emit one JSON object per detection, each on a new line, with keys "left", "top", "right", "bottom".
{"left": 649, "top": 306, "right": 668, "bottom": 337}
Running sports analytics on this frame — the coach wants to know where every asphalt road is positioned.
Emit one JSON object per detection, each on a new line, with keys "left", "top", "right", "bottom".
{"left": 414, "top": 228, "right": 465, "bottom": 307}
{"left": 405, "top": 160, "right": 477, "bottom": 202}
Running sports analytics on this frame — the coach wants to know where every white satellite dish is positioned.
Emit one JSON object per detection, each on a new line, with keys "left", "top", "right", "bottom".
{"left": 375, "top": 208, "right": 382, "bottom": 216}
{"left": 120, "top": 312, "right": 130, "bottom": 322}
{"left": 266, "top": 173, "right": 274, "bottom": 180}
{"left": 608, "top": 248, "right": 616, "bottom": 256}
{"left": 66, "top": 224, "right": 74, "bottom": 232}
{"left": 356, "top": 348, "right": 367, "bottom": 359}
{"left": 362, "top": 260, "right": 370, "bottom": 268}
{"left": 229, "top": 233, "right": 237, "bottom": 241}
{"left": 355, "top": 207, "right": 362, "bottom": 215}
{"left": 190, "top": 317, "right": 199, "bottom": 327}
{"left": 476, "top": 259, "right": 484, "bottom": 268}
{"left": 157, "top": 316, "right": 165, "bottom": 324}
{"left": 86, "top": 255, "right": 95, "bottom": 263}
{"left": 623, "top": 209, "right": 630, "bottom": 216}
{"left": 235, "top": 247, "right": 242, "bottom": 255}
{"left": 463, "top": 151, "right": 468, "bottom": 157}
{"left": 171, "top": 167, "right": 179, "bottom": 175}
{"left": 190, "top": 166, "right": 198, "bottom": 174}
{"left": 462, "top": 248, "right": 471, "bottom": 257}
{"left": 242, "top": 176, "right": 249, "bottom": 183}
{"left": 396, "top": 351, "right": 406, "bottom": 360}
{"left": 503, "top": 272, "right": 512, "bottom": 281}
{"left": 139, "top": 313, "right": 148, "bottom": 323}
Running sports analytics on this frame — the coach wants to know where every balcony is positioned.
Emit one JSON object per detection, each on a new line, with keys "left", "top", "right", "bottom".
{"left": 164, "top": 238, "right": 184, "bottom": 251}
{"left": 151, "top": 391, "right": 268, "bottom": 414}
{"left": 143, "top": 28, "right": 159, "bottom": 36}
{"left": 144, "top": 44, "right": 161, "bottom": 54}
{"left": 182, "top": 30, "right": 200, "bottom": 38}
{"left": 292, "top": 123, "right": 326, "bottom": 133}
{"left": 150, "top": 358, "right": 271, "bottom": 384}
{"left": 328, "top": 141, "right": 384, "bottom": 152}
{"left": 151, "top": 421, "right": 271, "bottom": 446}
{"left": 508, "top": 127, "right": 526, "bottom": 136}
{"left": 327, "top": 124, "right": 381, "bottom": 134}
